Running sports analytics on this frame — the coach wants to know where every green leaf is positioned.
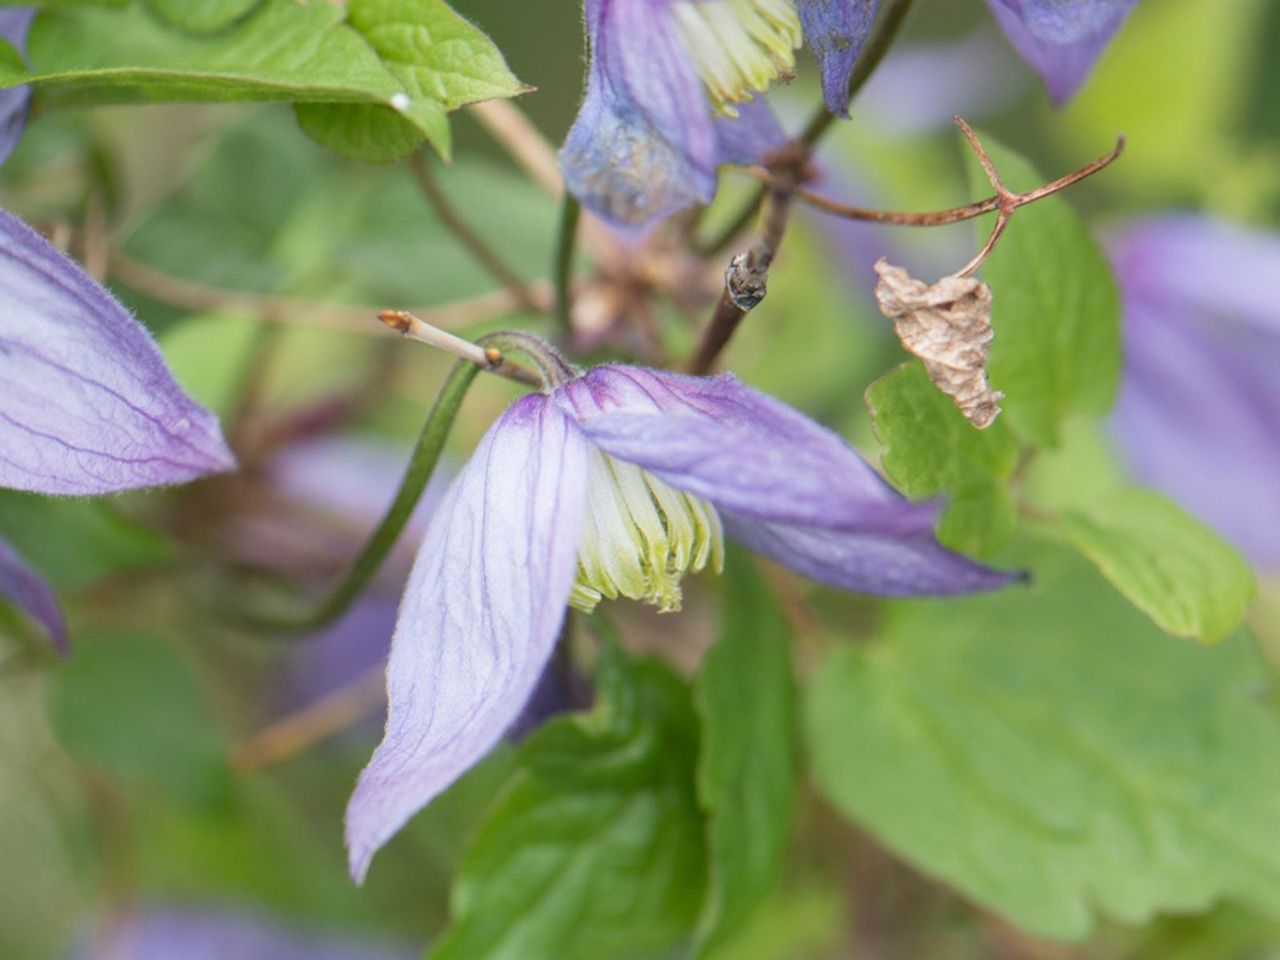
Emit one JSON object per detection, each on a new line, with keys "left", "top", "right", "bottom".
{"left": 50, "top": 634, "right": 229, "bottom": 806}
{"left": 694, "top": 552, "right": 799, "bottom": 956}
{"left": 433, "top": 647, "right": 708, "bottom": 960}
{"left": 144, "top": 0, "right": 260, "bottom": 34}
{"left": 866, "top": 360, "right": 1021, "bottom": 556}
{"left": 964, "top": 133, "right": 1121, "bottom": 448}
{"left": 294, "top": 101, "right": 428, "bottom": 164}
{"left": 1058, "top": 488, "right": 1256, "bottom": 644}
{"left": 807, "top": 545, "right": 1280, "bottom": 939}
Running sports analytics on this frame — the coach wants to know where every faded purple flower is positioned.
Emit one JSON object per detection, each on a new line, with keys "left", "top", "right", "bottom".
{"left": 69, "top": 907, "right": 416, "bottom": 960}
{"left": 0, "top": 7, "right": 35, "bottom": 165}
{"left": 1110, "top": 215, "right": 1280, "bottom": 569}
{"left": 346, "top": 362, "right": 1015, "bottom": 880}
{"left": 0, "top": 533, "right": 66, "bottom": 650}
{"left": 0, "top": 208, "right": 234, "bottom": 495}
{"left": 984, "top": 0, "right": 1139, "bottom": 104}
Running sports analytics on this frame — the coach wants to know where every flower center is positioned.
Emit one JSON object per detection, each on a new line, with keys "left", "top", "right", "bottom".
{"left": 571, "top": 449, "right": 724, "bottom": 613}
{"left": 671, "top": 0, "right": 802, "bottom": 116}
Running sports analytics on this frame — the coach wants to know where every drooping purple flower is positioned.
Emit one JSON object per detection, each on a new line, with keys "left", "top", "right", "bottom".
{"left": 798, "top": 0, "right": 879, "bottom": 117}
{"left": 0, "top": 7, "right": 35, "bottom": 165}
{"left": 345, "top": 362, "right": 1015, "bottom": 880}
{"left": 1109, "top": 215, "right": 1280, "bottom": 569}
{"left": 0, "top": 533, "right": 66, "bottom": 651}
{"left": 984, "top": 0, "right": 1139, "bottom": 104}
{"left": 0, "top": 208, "right": 234, "bottom": 495}
{"left": 560, "top": 0, "right": 790, "bottom": 229}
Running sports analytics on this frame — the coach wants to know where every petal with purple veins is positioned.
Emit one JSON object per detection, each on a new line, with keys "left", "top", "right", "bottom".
{"left": 0, "top": 534, "right": 66, "bottom": 651}
{"left": 345, "top": 394, "right": 590, "bottom": 883}
{"left": 0, "top": 7, "right": 35, "bottom": 165}
{"left": 797, "top": 0, "right": 879, "bottom": 117}
{"left": 0, "top": 208, "right": 235, "bottom": 495}
{"left": 985, "top": 0, "right": 1137, "bottom": 104}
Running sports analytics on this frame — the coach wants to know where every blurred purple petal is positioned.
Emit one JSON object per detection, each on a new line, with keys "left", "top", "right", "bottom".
{"left": 0, "top": 8, "right": 34, "bottom": 165}
{"left": 345, "top": 395, "right": 590, "bottom": 882}
{"left": 0, "top": 534, "right": 66, "bottom": 651}
{"left": 985, "top": 0, "right": 1137, "bottom": 104}
{"left": 798, "top": 0, "right": 878, "bottom": 117}
{"left": 559, "top": 0, "right": 786, "bottom": 229}
{"left": 0, "top": 209, "right": 234, "bottom": 494}
{"left": 72, "top": 907, "right": 416, "bottom": 960}
{"left": 1110, "top": 216, "right": 1280, "bottom": 568}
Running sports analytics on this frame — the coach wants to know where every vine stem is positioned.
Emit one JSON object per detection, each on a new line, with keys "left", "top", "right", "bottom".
{"left": 552, "top": 194, "right": 581, "bottom": 335}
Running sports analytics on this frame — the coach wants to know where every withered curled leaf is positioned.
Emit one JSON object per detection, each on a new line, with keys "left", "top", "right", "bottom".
{"left": 874, "top": 259, "right": 1004, "bottom": 429}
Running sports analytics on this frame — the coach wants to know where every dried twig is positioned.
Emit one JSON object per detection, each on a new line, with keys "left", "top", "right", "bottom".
{"left": 378, "top": 309, "right": 542, "bottom": 386}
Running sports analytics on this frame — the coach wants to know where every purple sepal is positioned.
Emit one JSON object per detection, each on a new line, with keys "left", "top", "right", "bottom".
{"left": 0, "top": 534, "right": 67, "bottom": 651}
{"left": 1109, "top": 216, "right": 1280, "bottom": 568}
{"left": 344, "top": 395, "right": 590, "bottom": 883}
{"left": 0, "top": 8, "right": 34, "bottom": 165}
{"left": 559, "top": 0, "right": 785, "bottom": 230}
{"left": 0, "top": 208, "right": 235, "bottom": 494}
{"left": 985, "top": 0, "right": 1138, "bottom": 104}
{"left": 556, "top": 365, "right": 1017, "bottom": 594}
{"left": 797, "top": 0, "right": 879, "bottom": 118}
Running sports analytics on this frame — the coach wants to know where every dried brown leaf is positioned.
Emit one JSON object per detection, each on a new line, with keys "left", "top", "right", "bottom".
{"left": 874, "top": 259, "right": 1004, "bottom": 429}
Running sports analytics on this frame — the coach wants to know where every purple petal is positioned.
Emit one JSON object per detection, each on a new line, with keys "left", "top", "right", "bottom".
{"left": 1109, "top": 218, "right": 1280, "bottom": 568}
{"left": 985, "top": 0, "right": 1137, "bottom": 104}
{"left": 0, "top": 8, "right": 34, "bottom": 165}
{"left": 798, "top": 0, "right": 879, "bottom": 117}
{"left": 723, "top": 513, "right": 1020, "bottom": 596}
{"left": 0, "top": 208, "right": 235, "bottom": 494}
{"left": 559, "top": 0, "right": 785, "bottom": 229}
{"left": 0, "top": 534, "right": 67, "bottom": 651}
{"left": 345, "top": 394, "right": 590, "bottom": 882}
{"left": 555, "top": 365, "right": 934, "bottom": 534}
{"left": 555, "top": 365, "right": 1016, "bottom": 596}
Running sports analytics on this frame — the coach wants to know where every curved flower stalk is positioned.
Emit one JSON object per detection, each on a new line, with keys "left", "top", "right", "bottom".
{"left": 560, "top": 0, "right": 882, "bottom": 229}
{"left": 1109, "top": 215, "right": 1280, "bottom": 569}
{"left": 984, "top": 0, "right": 1139, "bottom": 104}
{"left": 345, "top": 355, "right": 1016, "bottom": 881}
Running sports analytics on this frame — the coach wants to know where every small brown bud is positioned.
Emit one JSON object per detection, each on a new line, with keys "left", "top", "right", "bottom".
{"left": 873, "top": 259, "right": 1005, "bottom": 429}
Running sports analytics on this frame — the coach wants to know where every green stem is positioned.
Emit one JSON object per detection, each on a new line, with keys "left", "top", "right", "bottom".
{"left": 247, "top": 358, "right": 482, "bottom": 634}
{"left": 697, "top": 0, "right": 919, "bottom": 256}
{"left": 552, "top": 194, "right": 581, "bottom": 336}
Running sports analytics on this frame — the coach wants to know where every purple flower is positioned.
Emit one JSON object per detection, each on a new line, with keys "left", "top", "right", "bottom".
{"left": 0, "top": 534, "right": 67, "bottom": 651}
{"left": 984, "top": 0, "right": 1139, "bottom": 104}
{"left": 1109, "top": 215, "right": 1280, "bottom": 569}
{"left": 798, "top": 0, "right": 879, "bottom": 117}
{"left": 345, "top": 362, "right": 1015, "bottom": 880}
{"left": 560, "top": 0, "right": 791, "bottom": 229}
{"left": 0, "top": 7, "right": 35, "bottom": 165}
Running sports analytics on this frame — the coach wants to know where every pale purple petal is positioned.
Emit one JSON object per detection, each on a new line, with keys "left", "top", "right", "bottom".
{"left": 1109, "top": 217, "right": 1280, "bottom": 568}
{"left": 555, "top": 364, "right": 935, "bottom": 535}
{"left": 985, "top": 0, "right": 1138, "bottom": 104}
{"left": 0, "top": 534, "right": 66, "bottom": 651}
{"left": 0, "top": 8, "right": 35, "bottom": 165}
{"left": 0, "top": 209, "right": 235, "bottom": 494}
{"left": 723, "top": 513, "right": 1020, "bottom": 596}
{"left": 70, "top": 907, "right": 417, "bottom": 960}
{"left": 345, "top": 395, "right": 590, "bottom": 882}
{"left": 798, "top": 0, "right": 878, "bottom": 117}
{"left": 559, "top": 0, "right": 785, "bottom": 229}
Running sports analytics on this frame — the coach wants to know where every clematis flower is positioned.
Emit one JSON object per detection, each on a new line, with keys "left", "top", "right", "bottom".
{"left": 984, "top": 0, "right": 1139, "bottom": 104}
{"left": 1109, "top": 215, "right": 1280, "bottom": 569}
{"left": 346, "top": 358, "right": 1015, "bottom": 880}
{"left": 560, "top": 0, "right": 881, "bottom": 229}
{"left": 0, "top": 7, "right": 34, "bottom": 164}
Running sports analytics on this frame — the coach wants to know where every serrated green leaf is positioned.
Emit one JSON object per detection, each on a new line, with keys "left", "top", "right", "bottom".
{"left": 807, "top": 546, "right": 1280, "bottom": 939}
{"left": 433, "top": 647, "right": 707, "bottom": 960}
{"left": 1059, "top": 488, "right": 1256, "bottom": 644}
{"left": 866, "top": 360, "right": 1021, "bottom": 556}
{"left": 694, "top": 553, "right": 799, "bottom": 956}
{"left": 964, "top": 134, "right": 1121, "bottom": 448}
{"left": 144, "top": 0, "right": 260, "bottom": 34}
